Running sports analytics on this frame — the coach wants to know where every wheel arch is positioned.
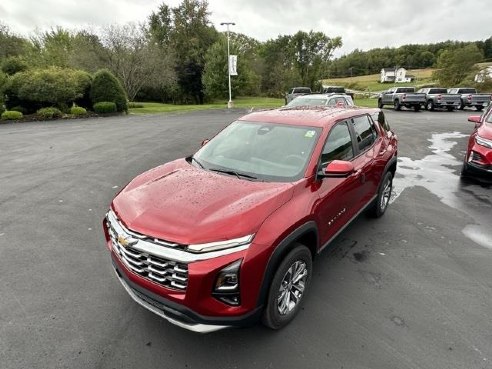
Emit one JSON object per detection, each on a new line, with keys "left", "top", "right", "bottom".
{"left": 256, "top": 221, "right": 318, "bottom": 308}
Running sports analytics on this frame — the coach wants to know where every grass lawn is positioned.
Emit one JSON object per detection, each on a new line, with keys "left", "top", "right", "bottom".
{"left": 353, "top": 97, "right": 378, "bottom": 108}
{"left": 129, "top": 96, "right": 284, "bottom": 115}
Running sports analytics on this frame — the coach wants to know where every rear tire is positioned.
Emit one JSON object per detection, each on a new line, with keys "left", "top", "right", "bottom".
{"left": 426, "top": 100, "right": 435, "bottom": 111}
{"left": 369, "top": 171, "right": 393, "bottom": 218}
{"left": 378, "top": 99, "right": 384, "bottom": 109}
{"left": 446, "top": 106, "right": 454, "bottom": 112}
{"left": 476, "top": 106, "right": 483, "bottom": 112}
{"left": 394, "top": 100, "right": 401, "bottom": 111}
{"left": 262, "top": 244, "right": 312, "bottom": 330}
{"left": 414, "top": 105, "right": 421, "bottom": 112}
{"left": 459, "top": 100, "right": 465, "bottom": 110}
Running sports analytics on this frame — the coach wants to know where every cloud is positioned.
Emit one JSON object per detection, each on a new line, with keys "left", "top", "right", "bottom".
{"left": 1, "top": 0, "right": 490, "bottom": 56}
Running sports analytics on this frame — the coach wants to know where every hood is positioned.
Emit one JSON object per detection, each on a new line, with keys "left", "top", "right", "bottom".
{"left": 112, "top": 159, "right": 294, "bottom": 245}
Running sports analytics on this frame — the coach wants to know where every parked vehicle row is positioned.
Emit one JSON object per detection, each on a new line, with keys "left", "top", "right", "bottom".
{"left": 285, "top": 93, "right": 354, "bottom": 108}
{"left": 378, "top": 86, "right": 491, "bottom": 112}
{"left": 103, "top": 106, "right": 398, "bottom": 333}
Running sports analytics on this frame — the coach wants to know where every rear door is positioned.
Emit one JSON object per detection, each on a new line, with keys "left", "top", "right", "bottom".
{"left": 349, "top": 114, "right": 384, "bottom": 205}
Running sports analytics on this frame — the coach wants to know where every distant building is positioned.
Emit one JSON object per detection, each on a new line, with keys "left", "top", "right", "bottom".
{"left": 475, "top": 67, "right": 492, "bottom": 83}
{"left": 380, "top": 67, "right": 413, "bottom": 83}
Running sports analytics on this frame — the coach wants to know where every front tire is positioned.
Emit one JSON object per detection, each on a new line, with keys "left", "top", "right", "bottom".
{"left": 262, "top": 244, "right": 312, "bottom": 330}
{"left": 369, "top": 171, "right": 393, "bottom": 218}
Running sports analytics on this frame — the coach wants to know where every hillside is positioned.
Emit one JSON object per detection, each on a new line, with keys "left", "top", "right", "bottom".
{"left": 322, "top": 68, "right": 436, "bottom": 93}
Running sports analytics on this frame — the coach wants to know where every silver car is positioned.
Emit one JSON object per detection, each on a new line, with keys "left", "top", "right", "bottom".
{"left": 286, "top": 93, "right": 354, "bottom": 108}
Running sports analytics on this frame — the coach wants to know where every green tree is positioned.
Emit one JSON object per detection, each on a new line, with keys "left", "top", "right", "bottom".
{"left": 90, "top": 69, "right": 128, "bottom": 112}
{"left": 202, "top": 34, "right": 259, "bottom": 99}
{"left": 0, "top": 23, "right": 30, "bottom": 59}
{"left": 433, "top": 44, "right": 484, "bottom": 86}
{"left": 148, "top": 0, "right": 218, "bottom": 104}
{"left": 291, "top": 31, "right": 342, "bottom": 86}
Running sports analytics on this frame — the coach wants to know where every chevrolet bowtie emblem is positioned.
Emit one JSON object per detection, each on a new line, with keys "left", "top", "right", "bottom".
{"left": 117, "top": 234, "right": 137, "bottom": 248}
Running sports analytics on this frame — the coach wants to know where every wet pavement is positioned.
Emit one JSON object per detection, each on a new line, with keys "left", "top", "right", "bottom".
{"left": 0, "top": 108, "right": 491, "bottom": 369}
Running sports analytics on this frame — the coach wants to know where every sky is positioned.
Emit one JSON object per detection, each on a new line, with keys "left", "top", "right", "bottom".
{"left": 0, "top": 0, "right": 491, "bottom": 57}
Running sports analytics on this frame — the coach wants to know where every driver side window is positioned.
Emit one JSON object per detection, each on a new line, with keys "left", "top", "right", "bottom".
{"left": 321, "top": 122, "right": 354, "bottom": 165}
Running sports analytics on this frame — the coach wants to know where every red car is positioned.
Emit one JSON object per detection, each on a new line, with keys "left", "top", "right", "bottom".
{"left": 462, "top": 103, "right": 492, "bottom": 180}
{"left": 103, "top": 107, "right": 398, "bottom": 332}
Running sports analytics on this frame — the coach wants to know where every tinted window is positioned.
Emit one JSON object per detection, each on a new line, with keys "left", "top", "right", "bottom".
{"left": 458, "top": 89, "right": 476, "bottom": 94}
{"left": 321, "top": 122, "right": 354, "bottom": 164}
{"left": 429, "top": 88, "right": 448, "bottom": 94}
{"left": 352, "top": 115, "right": 377, "bottom": 151}
{"left": 397, "top": 88, "right": 415, "bottom": 93}
{"left": 295, "top": 88, "right": 311, "bottom": 94}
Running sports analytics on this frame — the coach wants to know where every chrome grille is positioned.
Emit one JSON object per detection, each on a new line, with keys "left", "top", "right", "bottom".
{"left": 106, "top": 217, "right": 188, "bottom": 291}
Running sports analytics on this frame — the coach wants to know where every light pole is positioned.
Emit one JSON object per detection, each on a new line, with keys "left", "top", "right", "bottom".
{"left": 220, "top": 22, "right": 235, "bottom": 108}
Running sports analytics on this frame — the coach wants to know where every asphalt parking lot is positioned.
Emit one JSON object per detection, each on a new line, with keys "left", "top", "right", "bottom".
{"left": 1, "top": 108, "right": 491, "bottom": 369}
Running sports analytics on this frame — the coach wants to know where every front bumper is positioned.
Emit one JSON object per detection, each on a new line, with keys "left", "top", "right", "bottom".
{"left": 112, "top": 256, "right": 262, "bottom": 333}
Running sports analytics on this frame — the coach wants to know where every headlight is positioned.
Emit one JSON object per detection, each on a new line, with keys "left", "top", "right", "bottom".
{"left": 476, "top": 135, "right": 492, "bottom": 149}
{"left": 186, "top": 234, "right": 254, "bottom": 253}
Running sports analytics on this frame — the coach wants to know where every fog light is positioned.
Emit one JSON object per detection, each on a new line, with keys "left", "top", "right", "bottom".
{"left": 213, "top": 259, "right": 242, "bottom": 306}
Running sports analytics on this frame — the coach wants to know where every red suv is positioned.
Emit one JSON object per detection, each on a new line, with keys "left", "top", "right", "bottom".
{"left": 103, "top": 107, "right": 398, "bottom": 332}
{"left": 462, "top": 103, "right": 492, "bottom": 180}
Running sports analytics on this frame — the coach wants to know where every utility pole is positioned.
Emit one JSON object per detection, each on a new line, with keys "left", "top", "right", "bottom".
{"left": 220, "top": 22, "right": 235, "bottom": 109}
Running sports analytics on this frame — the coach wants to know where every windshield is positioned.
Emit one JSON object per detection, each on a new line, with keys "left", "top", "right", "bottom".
{"left": 287, "top": 96, "right": 328, "bottom": 107}
{"left": 194, "top": 121, "right": 321, "bottom": 182}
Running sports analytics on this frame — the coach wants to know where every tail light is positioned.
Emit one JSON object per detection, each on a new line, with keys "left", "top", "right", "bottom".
{"left": 437, "top": 94, "right": 442, "bottom": 101}
{"left": 467, "top": 94, "right": 472, "bottom": 101}
{"left": 402, "top": 94, "right": 406, "bottom": 101}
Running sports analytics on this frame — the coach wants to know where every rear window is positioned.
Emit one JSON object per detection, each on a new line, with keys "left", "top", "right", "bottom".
{"left": 429, "top": 88, "right": 448, "bottom": 94}
{"left": 294, "top": 88, "right": 311, "bottom": 94}
{"left": 458, "top": 89, "right": 477, "bottom": 94}
{"left": 397, "top": 88, "right": 415, "bottom": 93}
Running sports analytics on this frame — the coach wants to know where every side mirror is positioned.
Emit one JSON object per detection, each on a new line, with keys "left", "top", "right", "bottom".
{"left": 467, "top": 115, "right": 481, "bottom": 124}
{"left": 201, "top": 139, "right": 210, "bottom": 147}
{"left": 321, "top": 160, "right": 355, "bottom": 178}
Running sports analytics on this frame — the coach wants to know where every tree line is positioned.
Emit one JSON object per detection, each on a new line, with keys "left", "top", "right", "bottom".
{"left": 328, "top": 39, "right": 492, "bottom": 78}
{"left": 1, "top": 0, "right": 491, "bottom": 108}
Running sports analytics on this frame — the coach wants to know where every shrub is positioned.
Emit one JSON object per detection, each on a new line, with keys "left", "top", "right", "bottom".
{"left": 70, "top": 106, "right": 87, "bottom": 116}
{"left": 37, "top": 107, "right": 63, "bottom": 119}
{"left": 1, "top": 57, "right": 28, "bottom": 76}
{"left": 1, "top": 110, "right": 23, "bottom": 120}
{"left": 90, "top": 69, "right": 128, "bottom": 113}
{"left": 5, "top": 67, "right": 92, "bottom": 113}
{"left": 93, "top": 101, "right": 117, "bottom": 114}
{"left": 0, "top": 104, "right": 5, "bottom": 115}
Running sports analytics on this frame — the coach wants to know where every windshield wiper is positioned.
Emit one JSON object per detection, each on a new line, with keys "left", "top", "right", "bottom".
{"left": 191, "top": 156, "right": 205, "bottom": 169}
{"left": 209, "top": 168, "right": 257, "bottom": 180}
